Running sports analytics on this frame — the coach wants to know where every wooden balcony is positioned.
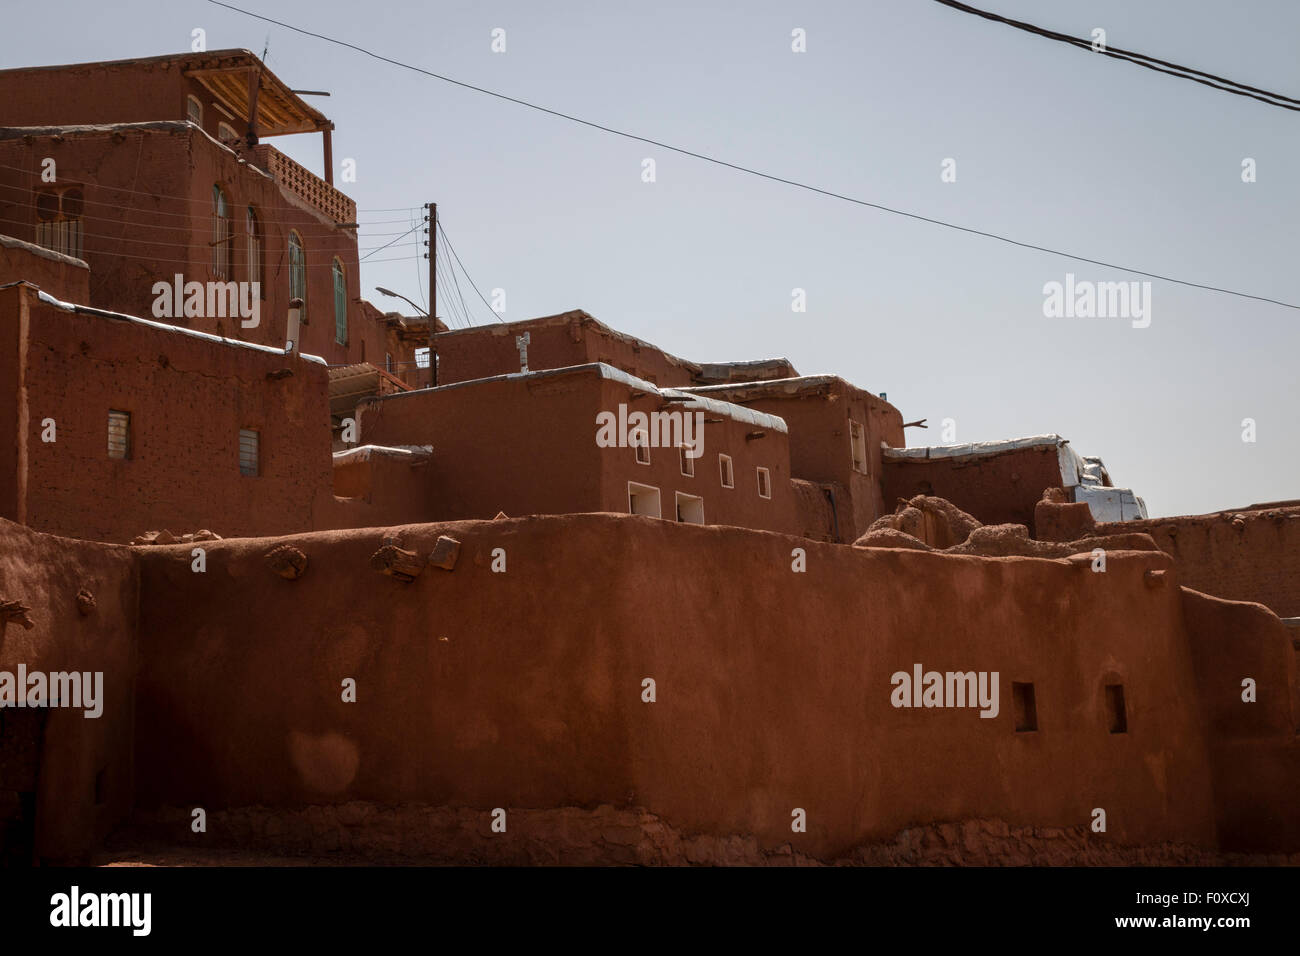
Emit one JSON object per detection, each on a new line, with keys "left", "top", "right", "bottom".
{"left": 252, "top": 144, "right": 356, "bottom": 224}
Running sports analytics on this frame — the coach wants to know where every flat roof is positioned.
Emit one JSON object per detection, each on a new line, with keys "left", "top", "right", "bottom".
{"left": 364, "top": 361, "right": 789, "bottom": 433}
{"left": 0, "top": 49, "right": 331, "bottom": 138}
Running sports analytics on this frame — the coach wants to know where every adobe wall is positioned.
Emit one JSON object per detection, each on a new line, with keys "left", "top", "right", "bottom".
{"left": 10, "top": 287, "right": 334, "bottom": 543}
{"left": 358, "top": 372, "right": 605, "bottom": 521}
{"left": 131, "top": 515, "right": 1236, "bottom": 860}
{"left": 688, "top": 379, "right": 904, "bottom": 541}
{"left": 0, "top": 287, "right": 21, "bottom": 525}
{"left": 0, "top": 125, "right": 378, "bottom": 367}
{"left": 0, "top": 238, "right": 89, "bottom": 303}
{"left": 324, "top": 454, "right": 439, "bottom": 530}
{"left": 434, "top": 313, "right": 698, "bottom": 388}
{"left": 1179, "top": 589, "right": 1298, "bottom": 852}
{"left": 882, "top": 443, "right": 1065, "bottom": 536}
{"left": 0, "top": 517, "right": 137, "bottom": 862}
{"left": 1096, "top": 507, "right": 1300, "bottom": 617}
{"left": 357, "top": 370, "right": 800, "bottom": 533}
{"left": 0, "top": 56, "right": 237, "bottom": 145}
{"left": 594, "top": 380, "right": 797, "bottom": 533}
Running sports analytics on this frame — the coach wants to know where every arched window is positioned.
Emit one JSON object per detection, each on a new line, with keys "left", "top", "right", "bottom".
{"left": 218, "top": 122, "right": 239, "bottom": 145}
{"left": 212, "top": 185, "right": 231, "bottom": 278}
{"left": 288, "top": 231, "right": 307, "bottom": 322}
{"left": 332, "top": 257, "right": 347, "bottom": 345}
{"left": 186, "top": 95, "right": 203, "bottom": 127}
{"left": 245, "top": 206, "right": 262, "bottom": 294}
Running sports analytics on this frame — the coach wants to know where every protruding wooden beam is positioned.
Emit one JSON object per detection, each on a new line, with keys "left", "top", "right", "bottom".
{"left": 246, "top": 67, "right": 261, "bottom": 144}
{"left": 265, "top": 544, "right": 309, "bottom": 580}
{"left": 322, "top": 126, "right": 334, "bottom": 185}
{"left": 370, "top": 544, "right": 425, "bottom": 582}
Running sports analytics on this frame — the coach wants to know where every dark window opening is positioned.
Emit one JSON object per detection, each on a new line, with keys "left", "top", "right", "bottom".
{"left": 1013, "top": 682, "right": 1037, "bottom": 732}
{"left": 1105, "top": 684, "right": 1127, "bottom": 734}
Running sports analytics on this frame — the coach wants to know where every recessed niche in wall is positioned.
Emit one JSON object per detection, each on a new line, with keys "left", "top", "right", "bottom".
{"left": 1013, "top": 682, "right": 1037, "bottom": 733}
{"left": 1105, "top": 683, "right": 1128, "bottom": 734}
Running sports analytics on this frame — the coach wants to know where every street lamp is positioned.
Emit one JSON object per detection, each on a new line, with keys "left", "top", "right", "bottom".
{"left": 375, "top": 286, "right": 428, "bottom": 317}
{"left": 375, "top": 287, "right": 436, "bottom": 387}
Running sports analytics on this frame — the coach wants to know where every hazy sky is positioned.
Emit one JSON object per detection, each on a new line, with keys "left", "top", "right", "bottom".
{"left": 4, "top": 1, "right": 1297, "bottom": 517}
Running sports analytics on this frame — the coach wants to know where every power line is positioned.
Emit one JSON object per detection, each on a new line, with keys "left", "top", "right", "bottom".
{"left": 438, "top": 228, "right": 473, "bottom": 328}
{"left": 437, "top": 220, "right": 502, "bottom": 323}
{"left": 931, "top": 0, "right": 1300, "bottom": 112}
{"left": 360, "top": 219, "right": 424, "bottom": 261}
{"left": 202, "top": 0, "right": 1300, "bottom": 312}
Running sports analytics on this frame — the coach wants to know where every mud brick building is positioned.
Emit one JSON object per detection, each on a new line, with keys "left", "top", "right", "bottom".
{"left": 0, "top": 49, "right": 1296, "bottom": 867}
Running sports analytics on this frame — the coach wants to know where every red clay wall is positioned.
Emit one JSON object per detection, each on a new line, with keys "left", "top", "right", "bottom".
{"left": 1096, "top": 507, "right": 1300, "bottom": 618}
{"left": 0, "top": 54, "right": 250, "bottom": 145}
{"left": 356, "top": 369, "right": 799, "bottom": 533}
{"left": 7, "top": 286, "right": 334, "bottom": 543}
{"left": 0, "top": 125, "right": 382, "bottom": 367}
{"left": 883, "top": 444, "right": 1066, "bottom": 536}
{"left": 434, "top": 313, "right": 697, "bottom": 388}
{"left": 0, "top": 239, "right": 89, "bottom": 303}
{"left": 1180, "top": 588, "right": 1299, "bottom": 852}
{"left": 325, "top": 454, "right": 439, "bottom": 530}
{"left": 0, "top": 288, "right": 22, "bottom": 526}
{"left": 358, "top": 372, "right": 604, "bottom": 521}
{"left": 0, "top": 517, "right": 138, "bottom": 862}
{"left": 690, "top": 379, "right": 904, "bottom": 541}
{"left": 130, "top": 516, "right": 1239, "bottom": 859}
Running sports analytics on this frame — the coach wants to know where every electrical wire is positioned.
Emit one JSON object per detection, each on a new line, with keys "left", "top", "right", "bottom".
{"left": 931, "top": 0, "right": 1300, "bottom": 111}
{"left": 201, "top": 0, "right": 1300, "bottom": 312}
{"left": 437, "top": 220, "right": 503, "bottom": 323}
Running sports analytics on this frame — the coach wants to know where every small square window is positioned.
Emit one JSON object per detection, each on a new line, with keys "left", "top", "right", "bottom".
{"left": 239, "top": 428, "right": 260, "bottom": 477}
{"left": 1105, "top": 684, "right": 1127, "bottom": 734}
{"left": 757, "top": 466, "right": 771, "bottom": 499}
{"left": 719, "top": 454, "right": 734, "bottom": 488}
{"left": 680, "top": 445, "right": 695, "bottom": 477}
{"left": 107, "top": 409, "right": 131, "bottom": 460}
{"left": 1013, "top": 682, "right": 1037, "bottom": 733}
{"left": 675, "top": 492, "right": 704, "bottom": 525}
{"left": 627, "top": 481, "right": 661, "bottom": 518}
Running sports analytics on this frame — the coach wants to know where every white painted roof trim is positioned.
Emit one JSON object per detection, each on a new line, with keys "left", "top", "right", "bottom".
{"left": 594, "top": 364, "right": 788, "bottom": 433}
{"left": 332, "top": 444, "right": 432, "bottom": 465}
{"left": 885, "top": 434, "right": 1067, "bottom": 461}
{"left": 34, "top": 290, "right": 326, "bottom": 365}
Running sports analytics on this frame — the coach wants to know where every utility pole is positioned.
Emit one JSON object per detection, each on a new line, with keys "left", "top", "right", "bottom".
{"left": 426, "top": 201, "right": 438, "bottom": 387}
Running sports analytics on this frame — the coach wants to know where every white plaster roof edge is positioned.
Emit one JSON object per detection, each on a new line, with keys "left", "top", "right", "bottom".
{"left": 332, "top": 444, "right": 432, "bottom": 465}
{"left": 884, "top": 434, "right": 1067, "bottom": 460}
{"left": 369, "top": 362, "right": 788, "bottom": 434}
{"left": 35, "top": 290, "right": 326, "bottom": 365}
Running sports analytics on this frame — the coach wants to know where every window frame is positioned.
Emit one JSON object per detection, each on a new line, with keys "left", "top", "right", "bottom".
{"left": 211, "top": 184, "right": 232, "bottom": 279}
{"left": 288, "top": 231, "right": 307, "bottom": 322}
{"left": 244, "top": 205, "right": 263, "bottom": 294}
{"left": 107, "top": 409, "right": 131, "bottom": 461}
{"left": 627, "top": 481, "right": 662, "bottom": 518}
{"left": 34, "top": 186, "right": 85, "bottom": 260}
{"left": 332, "top": 256, "right": 348, "bottom": 345}
{"left": 679, "top": 444, "right": 695, "bottom": 477}
{"left": 757, "top": 466, "right": 771, "bottom": 499}
{"left": 718, "top": 453, "right": 734, "bottom": 489}
{"left": 238, "top": 427, "right": 260, "bottom": 477}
